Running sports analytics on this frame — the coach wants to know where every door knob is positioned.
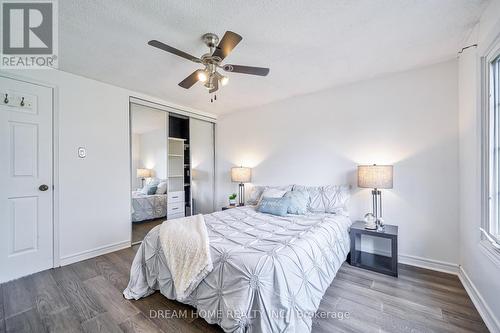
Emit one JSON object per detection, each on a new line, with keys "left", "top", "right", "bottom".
{"left": 39, "top": 184, "right": 49, "bottom": 191}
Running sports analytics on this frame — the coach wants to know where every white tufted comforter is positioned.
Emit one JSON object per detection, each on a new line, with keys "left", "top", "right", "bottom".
{"left": 123, "top": 206, "right": 351, "bottom": 333}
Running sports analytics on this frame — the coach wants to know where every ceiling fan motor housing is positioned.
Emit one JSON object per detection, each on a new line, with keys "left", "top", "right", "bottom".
{"left": 202, "top": 33, "right": 219, "bottom": 48}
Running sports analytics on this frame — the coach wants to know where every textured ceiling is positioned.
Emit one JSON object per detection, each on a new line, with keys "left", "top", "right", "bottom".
{"left": 59, "top": 0, "right": 488, "bottom": 115}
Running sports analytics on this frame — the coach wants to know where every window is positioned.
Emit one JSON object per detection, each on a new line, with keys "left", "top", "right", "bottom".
{"left": 484, "top": 47, "right": 500, "bottom": 250}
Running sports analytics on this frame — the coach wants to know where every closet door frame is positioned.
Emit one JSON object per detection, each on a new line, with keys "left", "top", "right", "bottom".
{"left": 128, "top": 97, "right": 216, "bottom": 244}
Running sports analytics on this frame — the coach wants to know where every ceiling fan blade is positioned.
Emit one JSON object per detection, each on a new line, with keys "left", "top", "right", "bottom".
{"left": 178, "top": 70, "right": 202, "bottom": 89}
{"left": 212, "top": 31, "right": 242, "bottom": 61}
{"left": 223, "top": 64, "right": 270, "bottom": 76}
{"left": 148, "top": 40, "right": 200, "bottom": 63}
{"left": 209, "top": 79, "right": 219, "bottom": 94}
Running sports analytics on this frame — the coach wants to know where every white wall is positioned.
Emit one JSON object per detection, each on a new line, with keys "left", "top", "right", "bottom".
{"left": 458, "top": 0, "right": 500, "bottom": 330}
{"left": 139, "top": 129, "right": 167, "bottom": 181}
{"left": 0, "top": 68, "right": 213, "bottom": 265}
{"left": 217, "top": 61, "right": 459, "bottom": 267}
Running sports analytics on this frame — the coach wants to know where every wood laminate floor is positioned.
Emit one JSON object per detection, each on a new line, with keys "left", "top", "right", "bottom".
{"left": 132, "top": 218, "right": 164, "bottom": 244}
{"left": 0, "top": 246, "right": 488, "bottom": 333}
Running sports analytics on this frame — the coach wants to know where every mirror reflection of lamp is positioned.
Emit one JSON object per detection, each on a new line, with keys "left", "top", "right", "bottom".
{"left": 137, "top": 168, "right": 151, "bottom": 188}
{"left": 231, "top": 167, "right": 252, "bottom": 206}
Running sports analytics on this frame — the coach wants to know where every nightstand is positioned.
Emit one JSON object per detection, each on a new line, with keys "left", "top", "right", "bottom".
{"left": 221, "top": 205, "right": 237, "bottom": 211}
{"left": 349, "top": 221, "right": 398, "bottom": 277}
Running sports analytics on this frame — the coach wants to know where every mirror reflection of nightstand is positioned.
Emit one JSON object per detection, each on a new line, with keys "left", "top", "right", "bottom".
{"left": 349, "top": 221, "right": 398, "bottom": 277}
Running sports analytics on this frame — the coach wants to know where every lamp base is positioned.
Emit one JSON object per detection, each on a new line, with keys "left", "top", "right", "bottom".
{"left": 238, "top": 183, "right": 245, "bottom": 206}
{"left": 365, "top": 224, "right": 377, "bottom": 230}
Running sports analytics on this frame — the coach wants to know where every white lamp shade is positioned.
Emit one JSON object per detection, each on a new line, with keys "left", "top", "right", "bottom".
{"left": 358, "top": 165, "right": 393, "bottom": 189}
{"left": 231, "top": 167, "right": 252, "bottom": 183}
{"left": 137, "top": 168, "right": 151, "bottom": 178}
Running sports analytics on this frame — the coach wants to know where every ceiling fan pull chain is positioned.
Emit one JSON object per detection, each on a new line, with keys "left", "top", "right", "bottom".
{"left": 214, "top": 94, "right": 217, "bottom": 101}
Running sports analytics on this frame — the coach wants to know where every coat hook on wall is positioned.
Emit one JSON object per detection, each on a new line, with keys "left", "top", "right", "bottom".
{"left": 4, "top": 94, "right": 8, "bottom": 104}
{"left": 20, "top": 97, "right": 25, "bottom": 107}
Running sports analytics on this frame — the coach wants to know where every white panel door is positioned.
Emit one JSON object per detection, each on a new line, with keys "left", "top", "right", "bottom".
{"left": 190, "top": 119, "right": 215, "bottom": 215}
{"left": 0, "top": 76, "right": 53, "bottom": 283}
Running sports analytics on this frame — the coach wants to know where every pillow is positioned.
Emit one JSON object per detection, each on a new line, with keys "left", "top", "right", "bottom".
{"left": 322, "top": 185, "right": 350, "bottom": 214}
{"left": 293, "top": 185, "right": 324, "bottom": 212}
{"left": 156, "top": 181, "right": 167, "bottom": 194}
{"left": 145, "top": 177, "right": 160, "bottom": 187}
{"left": 284, "top": 190, "right": 309, "bottom": 215}
{"left": 257, "top": 197, "right": 291, "bottom": 216}
{"left": 140, "top": 184, "right": 157, "bottom": 195}
{"left": 247, "top": 186, "right": 265, "bottom": 205}
{"left": 261, "top": 188, "right": 287, "bottom": 199}
{"left": 247, "top": 185, "right": 293, "bottom": 205}
{"left": 293, "top": 185, "right": 350, "bottom": 214}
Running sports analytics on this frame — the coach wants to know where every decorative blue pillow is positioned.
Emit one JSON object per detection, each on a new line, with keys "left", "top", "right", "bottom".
{"left": 141, "top": 185, "right": 158, "bottom": 195}
{"left": 257, "top": 197, "right": 291, "bottom": 216}
{"left": 284, "top": 190, "right": 309, "bottom": 215}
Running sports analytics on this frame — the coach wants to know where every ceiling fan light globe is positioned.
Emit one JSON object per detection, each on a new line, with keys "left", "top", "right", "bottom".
{"left": 220, "top": 76, "right": 229, "bottom": 86}
{"left": 197, "top": 71, "right": 208, "bottom": 82}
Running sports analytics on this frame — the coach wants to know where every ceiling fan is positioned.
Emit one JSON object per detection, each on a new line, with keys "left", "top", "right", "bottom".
{"left": 148, "top": 31, "right": 269, "bottom": 100}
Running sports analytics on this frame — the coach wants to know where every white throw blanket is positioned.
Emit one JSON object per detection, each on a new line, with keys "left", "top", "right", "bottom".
{"left": 159, "top": 214, "right": 213, "bottom": 301}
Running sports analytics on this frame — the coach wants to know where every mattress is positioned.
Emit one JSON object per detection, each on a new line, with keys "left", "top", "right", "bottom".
{"left": 124, "top": 206, "right": 351, "bottom": 332}
{"left": 131, "top": 191, "right": 167, "bottom": 222}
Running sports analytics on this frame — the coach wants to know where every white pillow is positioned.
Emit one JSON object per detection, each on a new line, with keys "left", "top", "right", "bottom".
{"left": 261, "top": 188, "right": 287, "bottom": 199}
{"left": 247, "top": 185, "right": 293, "bottom": 205}
{"left": 156, "top": 181, "right": 167, "bottom": 195}
{"left": 293, "top": 184, "right": 350, "bottom": 214}
{"left": 323, "top": 185, "right": 350, "bottom": 214}
{"left": 247, "top": 186, "right": 265, "bottom": 205}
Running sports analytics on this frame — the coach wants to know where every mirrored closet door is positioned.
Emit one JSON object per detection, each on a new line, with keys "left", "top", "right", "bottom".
{"left": 190, "top": 118, "right": 215, "bottom": 214}
{"left": 129, "top": 99, "right": 216, "bottom": 244}
{"left": 130, "top": 103, "right": 168, "bottom": 244}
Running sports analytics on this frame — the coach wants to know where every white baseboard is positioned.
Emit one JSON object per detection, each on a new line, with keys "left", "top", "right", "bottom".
{"left": 360, "top": 251, "right": 498, "bottom": 331}
{"left": 59, "top": 240, "right": 131, "bottom": 266}
{"left": 458, "top": 266, "right": 500, "bottom": 333}
{"left": 369, "top": 249, "right": 459, "bottom": 274}
{"left": 398, "top": 253, "right": 459, "bottom": 275}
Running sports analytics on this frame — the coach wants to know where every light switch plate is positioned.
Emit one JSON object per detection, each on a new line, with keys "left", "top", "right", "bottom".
{"left": 78, "top": 147, "right": 86, "bottom": 158}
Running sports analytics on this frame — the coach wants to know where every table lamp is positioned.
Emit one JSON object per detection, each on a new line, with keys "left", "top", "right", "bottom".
{"left": 231, "top": 167, "right": 252, "bottom": 206}
{"left": 358, "top": 164, "right": 393, "bottom": 230}
{"left": 137, "top": 168, "right": 151, "bottom": 188}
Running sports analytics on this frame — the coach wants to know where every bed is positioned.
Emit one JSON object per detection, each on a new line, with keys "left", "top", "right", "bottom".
{"left": 124, "top": 205, "right": 351, "bottom": 332}
{"left": 131, "top": 191, "right": 168, "bottom": 222}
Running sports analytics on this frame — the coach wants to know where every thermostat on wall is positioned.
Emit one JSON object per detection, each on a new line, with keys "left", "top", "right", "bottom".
{"left": 78, "top": 147, "right": 86, "bottom": 158}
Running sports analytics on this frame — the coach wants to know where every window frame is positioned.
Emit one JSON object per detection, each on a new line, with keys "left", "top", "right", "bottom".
{"left": 481, "top": 36, "right": 500, "bottom": 260}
